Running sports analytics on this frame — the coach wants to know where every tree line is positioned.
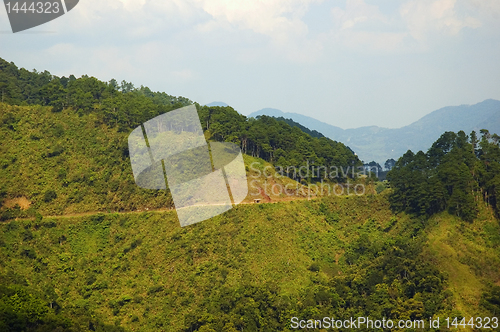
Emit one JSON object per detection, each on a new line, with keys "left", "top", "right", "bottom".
{"left": 198, "top": 106, "right": 360, "bottom": 181}
{"left": 387, "top": 130, "right": 500, "bottom": 221}
{"left": 0, "top": 57, "right": 359, "bottom": 182}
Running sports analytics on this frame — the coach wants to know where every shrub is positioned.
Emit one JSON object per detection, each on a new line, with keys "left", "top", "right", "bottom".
{"left": 147, "top": 285, "right": 164, "bottom": 295}
{"left": 43, "top": 190, "right": 57, "bottom": 202}
{"left": 308, "top": 263, "right": 320, "bottom": 272}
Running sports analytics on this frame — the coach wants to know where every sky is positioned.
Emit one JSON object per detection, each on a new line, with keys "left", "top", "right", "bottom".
{"left": 1, "top": 0, "right": 500, "bottom": 129}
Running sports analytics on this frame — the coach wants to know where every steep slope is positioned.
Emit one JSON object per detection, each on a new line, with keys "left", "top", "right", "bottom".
{"left": 1, "top": 195, "right": 498, "bottom": 331}
{"left": 0, "top": 103, "right": 336, "bottom": 220}
{"left": 424, "top": 211, "right": 500, "bottom": 320}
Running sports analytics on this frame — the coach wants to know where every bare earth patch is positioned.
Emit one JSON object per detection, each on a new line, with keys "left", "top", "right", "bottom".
{"left": 3, "top": 197, "right": 31, "bottom": 210}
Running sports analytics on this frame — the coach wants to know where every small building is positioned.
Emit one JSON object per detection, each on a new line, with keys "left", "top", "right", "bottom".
{"left": 253, "top": 199, "right": 261, "bottom": 204}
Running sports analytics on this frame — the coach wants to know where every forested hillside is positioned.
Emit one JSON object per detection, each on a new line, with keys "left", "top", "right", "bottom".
{"left": 1, "top": 59, "right": 499, "bottom": 332}
{"left": 1, "top": 195, "right": 499, "bottom": 331}
{"left": 387, "top": 130, "right": 500, "bottom": 221}
{"left": 0, "top": 58, "right": 358, "bottom": 220}
{"left": 0, "top": 57, "right": 357, "bottom": 171}
{"left": 0, "top": 196, "right": 460, "bottom": 331}
{"left": 272, "top": 116, "right": 326, "bottom": 139}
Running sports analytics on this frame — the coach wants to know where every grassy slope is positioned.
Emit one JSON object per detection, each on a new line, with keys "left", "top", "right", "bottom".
{"left": 2, "top": 103, "right": 499, "bottom": 331}
{"left": 0, "top": 102, "right": 314, "bottom": 218}
{"left": 2, "top": 192, "right": 498, "bottom": 331}
{"left": 424, "top": 205, "right": 500, "bottom": 321}
{"left": 0, "top": 103, "right": 167, "bottom": 215}
{"left": 0, "top": 194, "right": 402, "bottom": 331}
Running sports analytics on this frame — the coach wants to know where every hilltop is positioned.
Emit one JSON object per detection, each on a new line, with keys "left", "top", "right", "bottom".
{"left": 0, "top": 58, "right": 360, "bottom": 219}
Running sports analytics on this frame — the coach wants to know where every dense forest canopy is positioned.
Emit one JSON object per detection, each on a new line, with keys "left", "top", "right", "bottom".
{"left": 271, "top": 116, "right": 325, "bottom": 139}
{"left": 387, "top": 130, "right": 500, "bottom": 221}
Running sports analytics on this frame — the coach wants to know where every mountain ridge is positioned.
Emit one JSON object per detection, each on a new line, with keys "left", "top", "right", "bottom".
{"left": 249, "top": 99, "right": 500, "bottom": 163}
{"left": 205, "top": 101, "right": 229, "bottom": 107}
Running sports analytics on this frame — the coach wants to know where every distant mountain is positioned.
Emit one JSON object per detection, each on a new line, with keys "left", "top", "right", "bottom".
{"left": 249, "top": 100, "right": 500, "bottom": 164}
{"left": 205, "top": 101, "right": 229, "bottom": 107}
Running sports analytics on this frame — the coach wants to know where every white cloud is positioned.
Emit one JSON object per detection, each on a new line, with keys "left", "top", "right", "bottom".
{"left": 323, "top": 0, "right": 494, "bottom": 52}
{"left": 197, "top": 0, "right": 314, "bottom": 36}
{"left": 331, "top": 0, "right": 386, "bottom": 30}
{"left": 117, "top": 0, "right": 147, "bottom": 12}
{"left": 190, "top": 0, "right": 326, "bottom": 63}
{"left": 327, "top": 0, "right": 408, "bottom": 53}
{"left": 400, "top": 0, "right": 481, "bottom": 42}
{"left": 4, "top": 0, "right": 498, "bottom": 75}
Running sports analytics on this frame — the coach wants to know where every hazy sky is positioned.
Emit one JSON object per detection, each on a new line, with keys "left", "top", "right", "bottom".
{"left": 1, "top": 0, "right": 500, "bottom": 129}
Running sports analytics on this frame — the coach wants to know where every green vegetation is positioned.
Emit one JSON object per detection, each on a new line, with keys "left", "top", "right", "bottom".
{"left": 0, "top": 102, "right": 347, "bottom": 218}
{"left": 0, "top": 57, "right": 357, "bottom": 171}
{"left": 272, "top": 116, "right": 326, "bottom": 139}
{"left": 1, "top": 58, "right": 499, "bottom": 331}
{"left": 0, "top": 57, "right": 359, "bottom": 219}
{"left": 387, "top": 130, "right": 500, "bottom": 221}
{"left": 1, "top": 195, "right": 498, "bottom": 331}
{"left": 4, "top": 194, "right": 491, "bottom": 331}
{"left": 198, "top": 107, "right": 360, "bottom": 178}
{"left": 423, "top": 208, "right": 500, "bottom": 321}
{"left": 0, "top": 102, "right": 173, "bottom": 218}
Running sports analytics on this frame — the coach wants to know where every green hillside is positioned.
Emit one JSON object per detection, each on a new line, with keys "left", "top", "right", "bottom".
{"left": 0, "top": 59, "right": 359, "bottom": 219}
{"left": 1, "top": 59, "right": 499, "bottom": 331}
{"left": 0, "top": 57, "right": 359, "bottom": 173}
{"left": 1, "top": 195, "right": 499, "bottom": 331}
{"left": 0, "top": 100, "right": 356, "bottom": 220}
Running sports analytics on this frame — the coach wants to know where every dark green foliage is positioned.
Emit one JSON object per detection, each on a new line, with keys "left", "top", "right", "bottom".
{"left": 387, "top": 130, "right": 500, "bottom": 221}
{"left": 43, "top": 190, "right": 57, "bottom": 203}
{"left": 307, "top": 263, "right": 320, "bottom": 272}
{"left": 0, "top": 57, "right": 192, "bottom": 130}
{"left": 147, "top": 285, "right": 164, "bottom": 295}
{"left": 480, "top": 286, "right": 500, "bottom": 317}
{"left": 384, "top": 158, "right": 396, "bottom": 170}
{"left": 0, "top": 283, "right": 124, "bottom": 332}
{"left": 274, "top": 116, "right": 325, "bottom": 138}
{"left": 198, "top": 106, "right": 360, "bottom": 180}
{"left": 0, "top": 205, "right": 37, "bottom": 221}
